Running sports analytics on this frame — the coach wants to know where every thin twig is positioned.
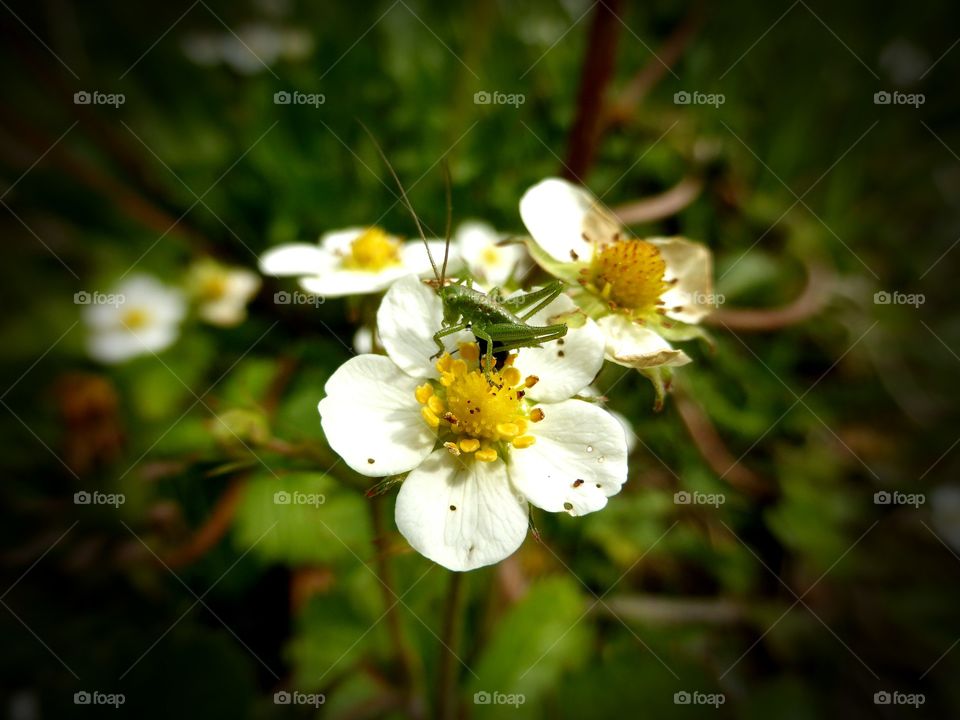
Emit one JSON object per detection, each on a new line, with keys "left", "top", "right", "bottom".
{"left": 613, "top": 175, "right": 703, "bottom": 224}
{"left": 437, "top": 571, "right": 466, "bottom": 720}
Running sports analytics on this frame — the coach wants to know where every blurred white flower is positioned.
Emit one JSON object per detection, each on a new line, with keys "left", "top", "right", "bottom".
{"left": 932, "top": 486, "right": 960, "bottom": 552}
{"left": 83, "top": 275, "right": 186, "bottom": 364}
{"left": 259, "top": 226, "right": 454, "bottom": 297}
{"left": 182, "top": 23, "right": 312, "bottom": 74}
{"left": 520, "top": 177, "right": 715, "bottom": 370}
{"left": 455, "top": 220, "right": 524, "bottom": 286}
{"left": 187, "top": 259, "right": 260, "bottom": 327}
{"left": 318, "top": 275, "right": 624, "bottom": 571}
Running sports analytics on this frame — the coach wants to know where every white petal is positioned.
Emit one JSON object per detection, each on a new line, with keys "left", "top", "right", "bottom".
{"left": 513, "top": 293, "right": 605, "bottom": 403}
{"left": 400, "top": 240, "right": 459, "bottom": 280}
{"left": 259, "top": 243, "right": 334, "bottom": 276}
{"left": 649, "top": 237, "right": 714, "bottom": 324}
{"left": 520, "top": 178, "right": 618, "bottom": 264}
{"left": 299, "top": 266, "right": 408, "bottom": 297}
{"left": 377, "top": 275, "right": 472, "bottom": 379}
{"left": 509, "top": 399, "right": 628, "bottom": 516}
{"left": 395, "top": 450, "right": 529, "bottom": 571}
{"left": 87, "top": 330, "right": 147, "bottom": 363}
{"left": 318, "top": 355, "right": 435, "bottom": 476}
{"left": 597, "top": 314, "right": 691, "bottom": 368}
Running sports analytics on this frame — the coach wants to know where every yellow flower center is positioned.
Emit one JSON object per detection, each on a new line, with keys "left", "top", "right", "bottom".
{"left": 480, "top": 246, "right": 501, "bottom": 267}
{"left": 415, "top": 342, "right": 541, "bottom": 462}
{"left": 342, "top": 227, "right": 402, "bottom": 272}
{"left": 199, "top": 274, "right": 228, "bottom": 300}
{"left": 121, "top": 308, "right": 150, "bottom": 330}
{"left": 588, "top": 239, "right": 667, "bottom": 314}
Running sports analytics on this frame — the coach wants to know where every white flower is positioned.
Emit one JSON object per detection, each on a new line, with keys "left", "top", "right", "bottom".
{"left": 318, "top": 275, "right": 626, "bottom": 571}
{"left": 455, "top": 220, "right": 524, "bottom": 286}
{"left": 259, "top": 226, "right": 452, "bottom": 297}
{"left": 182, "top": 23, "right": 313, "bottom": 74}
{"left": 187, "top": 259, "right": 260, "bottom": 327}
{"left": 83, "top": 275, "right": 186, "bottom": 364}
{"left": 519, "top": 177, "right": 714, "bottom": 370}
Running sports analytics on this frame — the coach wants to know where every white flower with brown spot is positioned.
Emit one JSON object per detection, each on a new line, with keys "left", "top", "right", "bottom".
{"left": 259, "top": 226, "right": 453, "bottom": 298}
{"left": 187, "top": 258, "right": 260, "bottom": 327}
{"left": 83, "top": 275, "right": 186, "bottom": 364}
{"left": 318, "top": 275, "right": 627, "bottom": 571}
{"left": 519, "top": 178, "right": 715, "bottom": 370}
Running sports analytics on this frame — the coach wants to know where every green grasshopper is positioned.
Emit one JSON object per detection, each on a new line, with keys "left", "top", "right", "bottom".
{"left": 364, "top": 127, "right": 568, "bottom": 372}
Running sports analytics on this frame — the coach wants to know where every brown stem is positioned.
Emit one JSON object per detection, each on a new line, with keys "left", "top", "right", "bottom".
{"left": 436, "top": 571, "right": 465, "bottom": 720}
{"left": 674, "top": 389, "right": 771, "bottom": 497}
{"left": 161, "top": 478, "right": 246, "bottom": 568}
{"left": 613, "top": 175, "right": 703, "bottom": 225}
{"left": 705, "top": 261, "right": 834, "bottom": 331}
{"left": 562, "top": 0, "right": 624, "bottom": 181}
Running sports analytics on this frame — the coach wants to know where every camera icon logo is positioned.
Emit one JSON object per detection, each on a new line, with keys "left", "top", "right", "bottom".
{"left": 274, "top": 690, "right": 291, "bottom": 704}
{"left": 474, "top": 691, "right": 491, "bottom": 704}
{"left": 874, "top": 691, "right": 891, "bottom": 704}
{"left": 74, "top": 91, "right": 91, "bottom": 105}
{"left": 74, "top": 491, "right": 92, "bottom": 505}
{"left": 673, "top": 491, "right": 691, "bottom": 505}
{"left": 74, "top": 691, "right": 91, "bottom": 704}
{"left": 873, "top": 90, "right": 892, "bottom": 105}
{"left": 274, "top": 91, "right": 291, "bottom": 105}
{"left": 274, "top": 490, "right": 291, "bottom": 505}
{"left": 474, "top": 91, "right": 491, "bottom": 105}
{"left": 674, "top": 691, "right": 691, "bottom": 704}
{"left": 674, "top": 90, "right": 691, "bottom": 105}
{"left": 274, "top": 290, "right": 291, "bottom": 304}
{"left": 874, "top": 491, "right": 891, "bottom": 505}
{"left": 873, "top": 291, "right": 891, "bottom": 304}
{"left": 74, "top": 290, "right": 91, "bottom": 304}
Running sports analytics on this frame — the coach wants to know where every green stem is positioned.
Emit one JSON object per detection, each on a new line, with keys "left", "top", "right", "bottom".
{"left": 436, "top": 571, "right": 466, "bottom": 720}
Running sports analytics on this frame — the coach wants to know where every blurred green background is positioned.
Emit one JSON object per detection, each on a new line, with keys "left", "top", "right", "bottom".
{"left": 1, "top": 0, "right": 958, "bottom": 717}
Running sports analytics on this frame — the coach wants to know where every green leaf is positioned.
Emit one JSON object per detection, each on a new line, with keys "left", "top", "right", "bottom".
{"left": 233, "top": 472, "right": 372, "bottom": 565}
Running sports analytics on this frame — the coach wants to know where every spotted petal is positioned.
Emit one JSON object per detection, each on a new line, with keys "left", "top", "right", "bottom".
{"left": 395, "top": 450, "right": 529, "bottom": 571}
{"left": 597, "top": 314, "right": 691, "bottom": 368}
{"left": 649, "top": 237, "right": 714, "bottom": 324}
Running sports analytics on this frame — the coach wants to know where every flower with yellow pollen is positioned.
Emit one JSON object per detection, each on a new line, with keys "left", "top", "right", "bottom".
{"left": 519, "top": 177, "right": 716, "bottom": 371}
{"left": 259, "top": 226, "right": 458, "bottom": 297}
{"left": 82, "top": 274, "right": 186, "bottom": 364}
{"left": 455, "top": 220, "right": 524, "bottom": 286}
{"left": 319, "top": 275, "right": 625, "bottom": 572}
{"left": 186, "top": 258, "right": 260, "bottom": 327}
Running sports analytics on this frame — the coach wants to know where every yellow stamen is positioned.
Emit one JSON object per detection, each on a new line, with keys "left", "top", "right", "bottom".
{"left": 590, "top": 238, "right": 667, "bottom": 313}
{"left": 459, "top": 342, "right": 480, "bottom": 362}
{"left": 475, "top": 448, "right": 498, "bottom": 462}
{"left": 450, "top": 359, "right": 468, "bottom": 376}
{"left": 443, "top": 441, "right": 460, "bottom": 456}
{"left": 341, "top": 227, "right": 402, "bottom": 272}
{"left": 502, "top": 367, "right": 522, "bottom": 387}
{"left": 415, "top": 383, "right": 434, "bottom": 404}
{"left": 530, "top": 408, "right": 545, "bottom": 422}
{"left": 524, "top": 375, "right": 539, "bottom": 388}
{"left": 436, "top": 354, "right": 453, "bottom": 373}
{"left": 421, "top": 407, "right": 440, "bottom": 429}
{"left": 459, "top": 438, "right": 480, "bottom": 453}
{"left": 496, "top": 422, "right": 519, "bottom": 438}
{"left": 427, "top": 395, "right": 446, "bottom": 415}
{"left": 512, "top": 435, "right": 536, "bottom": 449}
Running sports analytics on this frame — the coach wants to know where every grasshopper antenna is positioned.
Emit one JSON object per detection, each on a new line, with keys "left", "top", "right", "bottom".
{"left": 358, "top": 121, "right": 439, "bottom": 284}
{"left": 441, "top": 161, "right": 452, "bottom": 285}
